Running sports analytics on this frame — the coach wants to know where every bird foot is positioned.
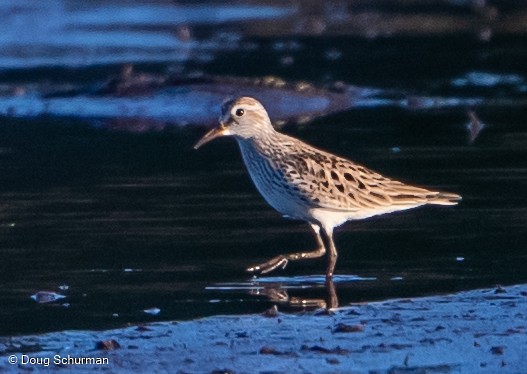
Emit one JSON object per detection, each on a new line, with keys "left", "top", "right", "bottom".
{"left": 246, "top": 255, "right": 288, "bottom": 274}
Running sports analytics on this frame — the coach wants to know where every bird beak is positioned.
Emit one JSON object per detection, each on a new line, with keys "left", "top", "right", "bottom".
{"left": 194, "top": 123, "right": 230, "bottom": 150}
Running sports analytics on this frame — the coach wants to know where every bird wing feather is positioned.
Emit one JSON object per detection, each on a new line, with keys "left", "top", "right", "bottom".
{"left": 275, "top": 142, "right": 459, "bottom": 212}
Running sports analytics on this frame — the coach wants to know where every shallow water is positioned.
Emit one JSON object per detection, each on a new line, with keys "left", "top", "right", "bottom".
{"left": 0, "top": 1, "right": 526, "bottom": 336}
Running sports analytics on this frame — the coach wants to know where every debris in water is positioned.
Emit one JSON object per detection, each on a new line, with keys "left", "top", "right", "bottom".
{"left": 143, "top": 307, "right": 161, "bottom": 315}
{"left": 98, "top": 64, "right": 167, "bottom": 96}
{"left": 58, "top": 284, "right": 69, "bottom": 291}
{"left": 466, "top": 110, "right": 485, "bottom": 144}
{"left": 324, "top": 48, "right": 342, "bottom": 61}
{"left": 280, "top": 55, "right": 294, "bottom": 66}
{"left": 31, "top": 291, "right": 66, "bottom": 304}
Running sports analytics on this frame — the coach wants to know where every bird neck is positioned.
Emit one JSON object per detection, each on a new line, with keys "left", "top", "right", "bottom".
{"left": 236, "top": 127, "right": 281, "bottom": 155}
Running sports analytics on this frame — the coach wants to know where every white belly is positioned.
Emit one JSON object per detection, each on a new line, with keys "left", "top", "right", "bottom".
{"left": 309, "top": 203, "right": 425, "bottom": 232}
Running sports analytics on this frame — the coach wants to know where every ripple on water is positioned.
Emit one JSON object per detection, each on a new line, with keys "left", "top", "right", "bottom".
{"left": 206, "top": 274, "right": 377, "bottom": 291}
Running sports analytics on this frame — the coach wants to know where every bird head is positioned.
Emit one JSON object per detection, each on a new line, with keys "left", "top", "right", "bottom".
{"left": 194, "top": 96, "right": 273, "bottom": 149}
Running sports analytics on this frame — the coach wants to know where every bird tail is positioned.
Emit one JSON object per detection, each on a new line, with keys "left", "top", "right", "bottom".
{"left": 428, "top": 191, "right": 462, "bottom": 206}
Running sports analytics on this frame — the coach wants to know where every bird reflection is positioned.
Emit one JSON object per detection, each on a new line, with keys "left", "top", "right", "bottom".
{"left": 249, "top": 277, "right": 338, "bottom": 310}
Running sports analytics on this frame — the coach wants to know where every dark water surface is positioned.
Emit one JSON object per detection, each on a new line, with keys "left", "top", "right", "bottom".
{"left": 0, "top": 1, "right": 526, "bottom": 336}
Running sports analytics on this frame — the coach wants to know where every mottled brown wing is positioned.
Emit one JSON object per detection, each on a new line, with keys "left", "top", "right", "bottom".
{"left": 277, "top": 146, "right": 459, "bottom": 212}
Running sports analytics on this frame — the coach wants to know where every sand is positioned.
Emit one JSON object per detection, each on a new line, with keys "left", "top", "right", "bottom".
{"left": 1, "top": 284, "right": 526, "bottom": 373}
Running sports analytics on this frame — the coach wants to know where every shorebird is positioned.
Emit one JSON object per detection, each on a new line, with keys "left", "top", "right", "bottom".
{"left": 194, "top": 97, "right": 461, "bottom": 279}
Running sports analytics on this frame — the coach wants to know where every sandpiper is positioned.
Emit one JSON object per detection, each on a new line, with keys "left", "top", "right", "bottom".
{"left": 194, "top": 97, "right": 461, "bottom": 279}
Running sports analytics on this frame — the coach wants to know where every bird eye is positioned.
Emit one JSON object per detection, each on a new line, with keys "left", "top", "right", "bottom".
{"left": 235, "top": 108, "right": 245, "bottom": 117}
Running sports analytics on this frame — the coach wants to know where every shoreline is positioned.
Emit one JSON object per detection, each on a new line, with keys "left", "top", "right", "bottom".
{"left": 1, "top": 284, "right": 526, "bottom": 373}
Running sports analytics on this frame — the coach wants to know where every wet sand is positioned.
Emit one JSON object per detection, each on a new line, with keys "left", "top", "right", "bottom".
{"left": 1, "top": 0, "right": 527, "bottom": 334}
{"left": 1, "top": 283, "right": 526, "bottom": 373}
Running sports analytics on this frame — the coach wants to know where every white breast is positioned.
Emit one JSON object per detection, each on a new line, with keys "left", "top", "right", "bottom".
{"left": 237, "top": 140, "right": 311, "bottom": 220}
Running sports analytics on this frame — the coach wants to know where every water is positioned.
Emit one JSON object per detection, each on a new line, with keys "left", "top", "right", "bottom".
{"left": 0, "top": 1, "right": 526, "bottom": 336}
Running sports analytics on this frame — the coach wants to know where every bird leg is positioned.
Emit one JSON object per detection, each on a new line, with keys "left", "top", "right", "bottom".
{"left": 320, "top": 227, "right": 338, "bottom": 279}
{"left": 246, "top": 224, "right": 326, "bottom": 274}
{"left": 325, "top": 276, "right": 338, "bottom": 309}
